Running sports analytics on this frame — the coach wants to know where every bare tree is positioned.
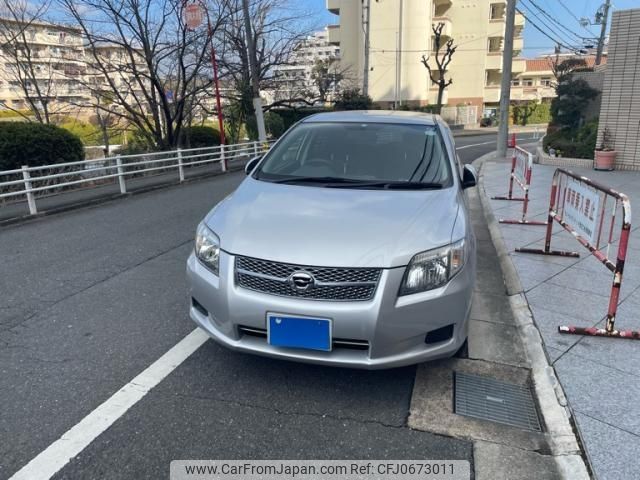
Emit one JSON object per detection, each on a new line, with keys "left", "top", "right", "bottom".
{"left": 59, "top": 0, "right": 230, "bottom": 150}
{"left": 217, "top": 0, "right": 315, "bottom": 131}
{"left": 0, "top": 0, "right": 71, "bottom": 123}
{"left": 420, "top": 22, "right": 457, "bottom": 113}
{"left": 311, "top": 57, "right": 350, "bottom": 105}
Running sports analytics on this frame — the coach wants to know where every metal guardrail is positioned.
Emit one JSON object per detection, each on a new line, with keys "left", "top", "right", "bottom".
{"left": 516, "top": 168, "right": 638, "bottom": 340}
{"left": 0, "top": 140, "right": 274, "bottom": 215}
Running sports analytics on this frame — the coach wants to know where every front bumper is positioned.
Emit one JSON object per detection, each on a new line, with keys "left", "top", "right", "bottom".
{"left": 186, "top": 250, "right": 475, "bottom": 369}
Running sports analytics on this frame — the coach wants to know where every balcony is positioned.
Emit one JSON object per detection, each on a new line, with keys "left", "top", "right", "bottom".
{"left": 327, "top": 24, "right": 340, "bottom": 46}
{"left": 513, "top": 37, "right": 524, "bottom": 52}
{"left": 432, "top": 17, "right": 453, "bottom": 37}
{"left": 485, "top": 54, "right": 503, "bottom": 70}
{"left": 433, "top": 0, "right": 452, "bottom": 18}
{"left": 326, "top": 0, "right": 340, "bottom": 15}
{"left": 515, "top": 12, "right": 525, "bottom": 27}
{"left": 512, "top": 58, "right": 526, "bottom": 73}
{"left": 484, "top": 88, "right": 501, "bottom": 103}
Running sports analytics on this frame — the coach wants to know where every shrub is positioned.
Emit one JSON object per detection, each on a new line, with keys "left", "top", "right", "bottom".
{"left": 333, "top": 89, "right": 373, "bottom": 110}
{"left": 180, "top": 126, "right": 221, "bottom": 148}
{"left": 245, "top": 112, "right": 286, "bottom": 140}
{"left": 543, "top": 121, "right": 598, "bottom": 159}
{"left": 117, "top": 129, "right": 155, "bottom": 156}
{"left": 511, "top": 102, "right": 551, "bottom": 126}
{"left": 550, "top": 79, "right": 599, "bottom": 131}
{"left": 264, "top": 112, "right": 285, "bottom": 138}
{"left": 0, "top": 122, "right": 84, "bottom": 170}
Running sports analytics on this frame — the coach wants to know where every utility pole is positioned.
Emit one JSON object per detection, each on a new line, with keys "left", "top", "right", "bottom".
{"left": 397, "top": 0, "right": 403, "bottom": 107}
{"left": 497, "top": 0, "right": 516, "bottom": 158}
{"left": 241, "top": 0, "right": 267, "bottom": 143}
{"left": 595, "top": 0, "right": 611, "bottom": 66}
{"left": 362, "top": 0, "right": 371, "bottom": 96}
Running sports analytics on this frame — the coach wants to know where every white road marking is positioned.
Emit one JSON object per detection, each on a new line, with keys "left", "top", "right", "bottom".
{"left": 455, "top": 135, "right": 539, "bottom": 150}
{"left": 456, "top": 140, "right": 496, "bottom": 150}
{"left": 9, "top": 328, "right": 209, "bottom": 480}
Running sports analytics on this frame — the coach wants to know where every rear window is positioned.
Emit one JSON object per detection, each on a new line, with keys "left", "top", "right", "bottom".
{"left": 255, "top": 122, "right": 452, "bottom": 186}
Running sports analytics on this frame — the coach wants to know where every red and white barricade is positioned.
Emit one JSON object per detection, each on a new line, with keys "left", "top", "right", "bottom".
{"left": 492, "top": 146, "right": 546, "bottom": 226}
{"left": 516, "top": 168, "right": 639, "bottom": 340}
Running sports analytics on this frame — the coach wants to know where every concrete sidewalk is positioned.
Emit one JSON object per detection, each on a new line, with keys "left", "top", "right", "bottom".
{"left": 481, "top": 157, "right": 640, "bottom": 480}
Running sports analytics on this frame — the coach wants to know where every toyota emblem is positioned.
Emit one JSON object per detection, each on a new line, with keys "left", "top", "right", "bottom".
{"left": 288, "top": 271, "right": 315, "bottom": 291}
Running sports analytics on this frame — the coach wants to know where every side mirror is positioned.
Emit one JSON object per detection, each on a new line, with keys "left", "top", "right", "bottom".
{"left": 245, "top": 155, "right": 262, "bottom": 175}
{"left": 462, "top": 165, "right": 477, "bottom": 189}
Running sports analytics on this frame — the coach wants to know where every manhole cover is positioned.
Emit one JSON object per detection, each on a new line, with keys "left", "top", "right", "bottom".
{"left": 454, "top": 371, "right": 542, "bottom": 432}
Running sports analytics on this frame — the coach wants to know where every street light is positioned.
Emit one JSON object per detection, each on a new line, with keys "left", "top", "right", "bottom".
{"left": 183, "top": 0, "right": 226, "bottom": 146}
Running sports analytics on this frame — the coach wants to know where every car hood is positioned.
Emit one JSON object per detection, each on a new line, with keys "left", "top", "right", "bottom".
{"left": 205, "top": 177, "right": 461, "bottom": 268}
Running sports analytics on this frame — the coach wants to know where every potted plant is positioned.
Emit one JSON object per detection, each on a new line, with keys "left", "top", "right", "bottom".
{"left": 594, "top": 127, "right": 616, "bottom": 171}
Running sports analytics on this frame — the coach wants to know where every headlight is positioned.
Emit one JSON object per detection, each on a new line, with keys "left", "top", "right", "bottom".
{"left": 195, "top": 223, "right": 220, "bottom": 275}
{"left": 399, "top": 239, "right": 466, "bottom": 296}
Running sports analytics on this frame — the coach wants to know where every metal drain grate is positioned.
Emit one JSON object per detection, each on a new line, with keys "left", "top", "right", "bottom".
{"left": 454, "top": 371, "right": 542, "bottom": 432}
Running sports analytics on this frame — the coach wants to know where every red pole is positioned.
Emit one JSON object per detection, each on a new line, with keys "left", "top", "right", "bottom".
{"left": 506, "top": 152, "right": 516, "bottom": 199}
{"left": 208, "top": 21, "right": 225, "bottom": 146}
{"left": 542, "top": 171, "right": 559, "bottom": 253}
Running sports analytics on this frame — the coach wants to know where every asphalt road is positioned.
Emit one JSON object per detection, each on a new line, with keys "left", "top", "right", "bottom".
{"left": 0, "top": 132, "right": 535, "bottom": 479}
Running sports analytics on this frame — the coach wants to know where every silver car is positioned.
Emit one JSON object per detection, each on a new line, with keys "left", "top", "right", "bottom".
{"left": 187, "top": 111, "right": 477, "bottom": 369}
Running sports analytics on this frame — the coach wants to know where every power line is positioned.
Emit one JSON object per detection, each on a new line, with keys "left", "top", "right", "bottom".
{"left": 557, "top": 0, "right": 584, "bottom": 24}
{"left": 518, "top": 1, "right": 581, "bottom": 48}
{"left": 540, "top": 0, "right": 597, "bottom": 37}
{"left": 523, "top": 0, "right": 594, "bottom": 41}
{"left": 516, "top": 8, "right": 581, "bottom": 53}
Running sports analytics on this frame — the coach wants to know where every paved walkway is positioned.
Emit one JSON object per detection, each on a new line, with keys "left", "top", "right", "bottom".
{"left": 482, "top": 157, "right": 640, "bottom": 480}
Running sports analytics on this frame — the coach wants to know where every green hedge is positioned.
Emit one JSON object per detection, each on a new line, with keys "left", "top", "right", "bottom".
{"left": 543, "top": 121, "right": 598, "bottom": 159}
{"left": 180, "top": 126, "right": 221, "bottom": 148}
{"left": 511, "top": 102, "right": 551, "bottom": 126}
{"left": 0, "top": 122, "right": 85, "bottom": 170}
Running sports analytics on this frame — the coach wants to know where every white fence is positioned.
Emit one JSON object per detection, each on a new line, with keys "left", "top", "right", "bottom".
{"left": 440, "top": 105, "right": 478, "bottom": 126}
{"left": 0, "top": 140, "right": 273, "bottom": 216}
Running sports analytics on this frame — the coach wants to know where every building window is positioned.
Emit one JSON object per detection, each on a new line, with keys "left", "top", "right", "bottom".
{"left": 490, "top": 3, "right": 506, "bottom": 20}
{"left": 511, "top": 78, "right": 521, "bottom": 87}
{"left": 522, "top": 78, "right": 534, "bottom": 87}
{"left": 488, "top": 37, "right": 503, "bottom": 52}
{"left": 541, "top": 77, "right": 552, "bottom": 87}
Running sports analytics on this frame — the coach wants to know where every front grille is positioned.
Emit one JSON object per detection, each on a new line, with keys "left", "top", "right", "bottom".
{"left": 235, "top": 256, "right": 381, "bottom": 301}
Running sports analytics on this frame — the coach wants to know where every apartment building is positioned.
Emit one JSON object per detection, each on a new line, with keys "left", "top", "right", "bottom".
{"left": 0, "top": 19, "right": 88, "bottom": 112}
{"left": 0, "top": 19, "right": 147, "bottom": 116}
{"left": 269, "top": 29, "right": 341, "bottom": 105}
{"left": 326, "top": 0, "right": 525, "bottom": 113}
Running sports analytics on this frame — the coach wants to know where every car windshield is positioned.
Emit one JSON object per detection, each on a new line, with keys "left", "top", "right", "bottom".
{"left": 254, "top": 122, "right": 452, "bottom": 188}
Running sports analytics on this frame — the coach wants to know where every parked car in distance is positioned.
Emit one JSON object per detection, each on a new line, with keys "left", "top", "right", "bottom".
{"left": 187, "top": 110, "right": 477, "bottom": 369}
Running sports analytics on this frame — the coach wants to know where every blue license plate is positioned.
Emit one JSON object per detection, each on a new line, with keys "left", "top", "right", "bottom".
{"left": 267, "top": 314, "right": 332, "bottom": 352}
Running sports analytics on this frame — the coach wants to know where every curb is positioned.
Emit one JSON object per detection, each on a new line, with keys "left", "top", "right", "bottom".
{"left": 472, "top": 152, "right": 591, "bottom": 480}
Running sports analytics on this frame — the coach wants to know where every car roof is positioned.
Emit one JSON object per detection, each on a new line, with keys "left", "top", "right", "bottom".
{"left": 301, "top": 110, "right": 439, "bottom": 126}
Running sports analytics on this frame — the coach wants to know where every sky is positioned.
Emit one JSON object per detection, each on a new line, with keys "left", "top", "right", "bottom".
{"left": 301, "top": 0, "right": 640, "bottom": 58}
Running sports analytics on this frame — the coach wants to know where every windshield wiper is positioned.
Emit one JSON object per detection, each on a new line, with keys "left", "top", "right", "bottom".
{"left": 326, "top": 181, "right": 444, "bottom": 190}
{"left": 270, "top": 176, "right": 366, "bottom": 185}
{"left": 269, "top": 177, "right": 443, "bottom": 190}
